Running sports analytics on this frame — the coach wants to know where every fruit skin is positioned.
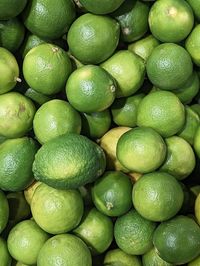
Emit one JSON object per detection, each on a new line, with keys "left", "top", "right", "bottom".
{"left": 0, "top": 190, "right": 9, "bottom": 233}
{"left": 114, "top": 209, "right": 156, "bottom": 255}
{"left": 0, "top": 237, "right": 12, "bottom": 266}
{"left": 132, "top": 172, "right": 184, "bottom": 222}
{"left": 185, "top": 25, "right": 200, "bottom": 66}
{"left": 67, "top": 13, "right": 120, "bottom": 64}
{"left": 137, "top": 90, "right": 185, "bottom": 137}
{"left": 116, "top": 127, "right": 166, "bottom": 173}
{"left": 146, "top": 43, "right": 193, "bottom": 91}
{"left": 91, "top": 171, "right": 132, "bottom": 217}
{"left": 33, "top": 133, "right": 106, "bottom": 189}
{"left": 37, "top": 234, "right": 92, "bottom": 266}
{"left": 23, "top": 43, "right": 72, "bottom": 95}
{"left": 195, "top": 193, "right": 200, "bottom": 225}
{"left": 22, "top": 0, "right": 76, "bottom": 39}
{"left": 0, "top": 0, "right": 27, "bottom": 20}
{"left": 0, "top": 137, "right": 38, "bottom": 192}
{"left": 153, "top": 216, "right": 200, "bottom": 264}
{"left": 186, "top": 0, "right": 200, "bottom": 21}
{"left": 142, "top": 247, "right": 173, "bottom": 266}
{"left": 149, "top": 0, "right": 194, "bottom": 43}
{"left": 80, "top": 0, "right": 125, "bottom": 14}
{"left": 193, "top": 126, "right": 200, "bottom": 159}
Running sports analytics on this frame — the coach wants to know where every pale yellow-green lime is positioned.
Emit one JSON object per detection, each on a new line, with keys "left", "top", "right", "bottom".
{"left": 142, "top": 247, "right": 173, "bottom": 266}
{"left": 186, "top": 24, "right": 200, "bottom": 66}
{"left": 24, "top": 181, "right": 41, "bottom": 205}
{"left": 195, "top": 193, "right": 200, "bottom": 225}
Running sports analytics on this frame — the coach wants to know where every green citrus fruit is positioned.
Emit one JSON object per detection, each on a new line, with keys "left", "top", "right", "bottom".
{"left": 24, "top": 88, "right": 53, "bottom": 106}
{"left": 22, "top": 0, "right": 76, "bottom": 39}
{"left": 0, "top": 237, "right": 12, "bottom": 266}
{"left": 114, "top": 209, "right": 156, "bottom": 255}
{"left": 7, "top": 220, "right": 49, "bottom": 265}
{"left": 101, "top": 50, "right": 145, "bottom": 97}
{"left": 186, "top": 24, "right": 200, "bottom": 66}
{"left": 24, "top": 181, "right": 41, "bottom": 205}
{"left": 23, "top": 43, "right": 72, "bottom": 95}
{"left": 188, "top": 255, "right": 200, "bottom": 266}
{"left": 194, "top": 126, "right": 200, "bottom": 158}
{"left": 191, "top": 104, "right": 200, "bottom": 117}
{"left": 79, "top": 0, "right": 125, "bottom": 14}
{"left": 67, "top": 13, "right": 120, "bottom": 64}
{"left": 137, "top": 90, "right": 185, "bottom": 137}
{"left": 37, "top": 234, "right": 92, "bottom": 266}
{"left": 91, "top": 171, "right": 132, "bottom": 217}
{"left": 116, "top": 127, "right": 166, "bottom": 173}
{"left": 0, "top": 137, "right": 38, "bottom": 192}
{"left": 186, "top": 0, "right": 200, "bottom": 21}
{"left": 132, "top": 172, "right": 184, "bottom": 222}
{"left": 149, "top": 0, "right": 194, "bottom": 43}
{"left": 160, "top": 136, "right": 195, "bottom": 180}
{"left": 0, "top": 190, "right": 9, "bottom": 233}
{"left": 66, "top": 65, "right": 116, "bottom": 113}
{"left": 153, "top": 216, "right": 200, "bottom": 264}
{"left": 142, "top": 247, "right": 173, "bottom": 266}
{"left": 0, "top": 0, "right": 27, "bottom": 20}
{"left": 146, "top": 43, "right": 193, "bottom": 90}
{"left": 195, "top": 193, "right": 200, "bottom": 225}
{"left": 33, "top": 133, "right": 106, "bottom": 189}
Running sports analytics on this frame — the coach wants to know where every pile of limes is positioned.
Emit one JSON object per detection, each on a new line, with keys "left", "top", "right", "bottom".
{"left": 1, "top": 0, "right": 200, "bottom": 265}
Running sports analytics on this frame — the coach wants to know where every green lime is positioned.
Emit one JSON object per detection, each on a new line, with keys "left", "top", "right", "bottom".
{"left": 0, "top": 0, "right": 27, "bottom": 20}
{"left": 116, "top": 127, "right": 166, "bottom": 173}
{"left": 146, "top": 43, "right": 193, "bottom": 90}
{"left": 149, "top": 0, "right": 194, "bottom": 43}
{"left": 0, "top": 48, "right": 20, "bottom": 94}
{"left": 188, "top": 256, "right": 200, "bottom": 266}
{"left": 67, "top": 13, "right": 120, "bottom": 64}
{"left": 0, "top": 17, "right": 25, "bottom": 52}
{"left": 195, "top": 193, "right": 200, "bottom": 225}
{"left": 194, "top": 126, "right": 200, "bottom": 158}
{"left": 104, "top": 248, "right": 142, "bottom": 266}
{"left": 111, "top": 93, "right": 145, "bottom": 127}
{"left": 0, "top": 237, "right": 12, "bottom": 266}
{"left": 186, "top": 25, "right": 200, "bottom": 66}
{"left": 22, "top": 0, "right": 75, "bottom": 39}
{"left": 91, "top": 171, "right": 132, "bottom": 217}
{"left": 8, "top": 220, "right": 49, "bottom": 265}
{"left": 128, "top": 35, "right": 160, "bottom": 62}
{"left": 24, "top": 181, "right": 41, "bottom": 205}
{"left": 191, "top": 104, "right": 200, "bottom": 117}
{"left": 23, "top": 43, "right": 72, "bottom": 95}
{"left": 66, "top": 65, "right": 116, "bottom": 113}
{"left": 113, "top": 0, "right": 150, "bottom": 42}
{"left": 73, "top": 208, "right": 113, "bottom": 254}
{"left": 137, "top": 90, "right": 185, "bottom": 137}
{"left": 142, "top": 247, "right": 173, "bottom": 266}
{"left": 114, "top": 209, "right": 156, "bottom": 255}
{"left": 33, "top": 133, "right": 106, "bottom": 189}
{"left": 178, "top": 106, "right": 200, "bottom": 145}
{"left": 37, "top": 234, "right": 92, "bottom": 266}
{"left": 81, "top": 110, "right": 111, "bottom": 139}
{"left": 24, "top": 88, "right": 53, "bottom": 106}
{"left": 153, "top": 216, "right": 200, "bottom": 264}
{"left": 0, "top": 190, "right": 9, "bottom": 233}
{"left": 133, "top": 172, "right": 184, "bottom": 222}
{"left": 31, "top": 183, "right": 84, "bottom": 234}
{"left": 160, "top": 136, "right": 195, "bottom": 180}
{"left": 79, "top": 0, "right": 125, "bottom": 14}
{"left": 0, "top": 137, "right": 38, "bottom": 191}
{"left": 101, "top": 50, "right": 145, "bottom": 97}
{"left": 33, "top": 99, "right": 81, "bottom": 144}
{"left": 186, "top": 0, "right": 200, "bottom": 21}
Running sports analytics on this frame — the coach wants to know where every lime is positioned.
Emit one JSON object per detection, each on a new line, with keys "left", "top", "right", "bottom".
{"left": 116, "top": 127, "right": 166, "bottom": 173}
{"left": 113, "top": 0, "right": 150, "bottom": 42}
{"left": 137, "top": 90, "right": 185, "bottom": 137}
{"left": 24, "top": 88, "right": 53, "bottom": 106}
{"left": 81, "top": 110, "right": 111, "bottom": 139}
{"left": 146, "top": 43, "right": 193, "bottom": 90}
{"left": 33, "top": 133, "right": 106, "bottom": 189}
{"left": 0, "top": 190, "right": 9, "bottom": 233}
{"left": 66, "top": 65, "right": 116, "bottom": 113}
{"left": 153, "top": 215, "right": 200, "bottom": 264}
{"left": 0, "top": 0, "right": 27, "bottom": 20}
{"left": 33, "top": 99, "right": 81, "bottom": 144}
{"left": 128, "top": 35, "right": 160, "bottom": 62}
{"left": 91, "top": 171, "right": 132, "bottom": 217}
{"left": 111, "top": 93, "right": 145, "bottom": 127}
{"left": 8, "top": 220, "right": 49, "bottom": 265}
{"left": 191, "top": 104, "right": 200, "bottom": 117}
{"left": 0, "top": 48, "right": 20, "bottom": 94}
{"left": 24, "top": 181, "right": 41, "bottom": 205}
{"left": 37, "top": 234, "right": 92, "bottom": 266}
{"left": 186, "top": 0, "right": 200, "bottom": 21}
{"left": 195, "top": 193, "right": 200, "bottom": 225}
{"left": 73, "top": 208, "right": 113, "bottom": 254}
{"left": 186, "top": 25, "right": 200, "bottom": 66}
{"left": 133, "top": 172, "right": 184, "bottom": 221}
{"left": 104, "top": 248, "right": 142, "bottom": 266}
{"left": 0, "top": 137, "right": 38, "bottom": 191}
{"left": 31, "top": 183, "right": 84, "bottom": 234}
{"left": 142, "top": 247, "right": 173, "bottom": 266}
{"left": 23, "top": 43, "right": 72, "bottom": 95}
{"left": 149, "top": 0, "right": 194, "bottom": 43}
{"left": 101, "top": 50, "right": 145, "bottom": 98}
{"left": 160, "top": 136, "right": 195, "bottom": 180}
{"left": 22, "top": 0, "right": 76, "bottom": 39}
{"left": 0, "top": 17, "right": 25, "bottom": 52}
{"left": 188, "top": 255, "right": 200, "bottom": 266}
{"left": 67, "top": 13, "right": 120, "bottom": 64}
{"left": 0, "top": 237, "right": 12, "bottom": 266}
{"left": 79, "top": 0, "right": 125, "bottom": 14}
{"left": 114, "top": 209, "right": 156, "bottom": 255}
{"left": 194, "top": 126, "right": 200, "bottom": 158}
